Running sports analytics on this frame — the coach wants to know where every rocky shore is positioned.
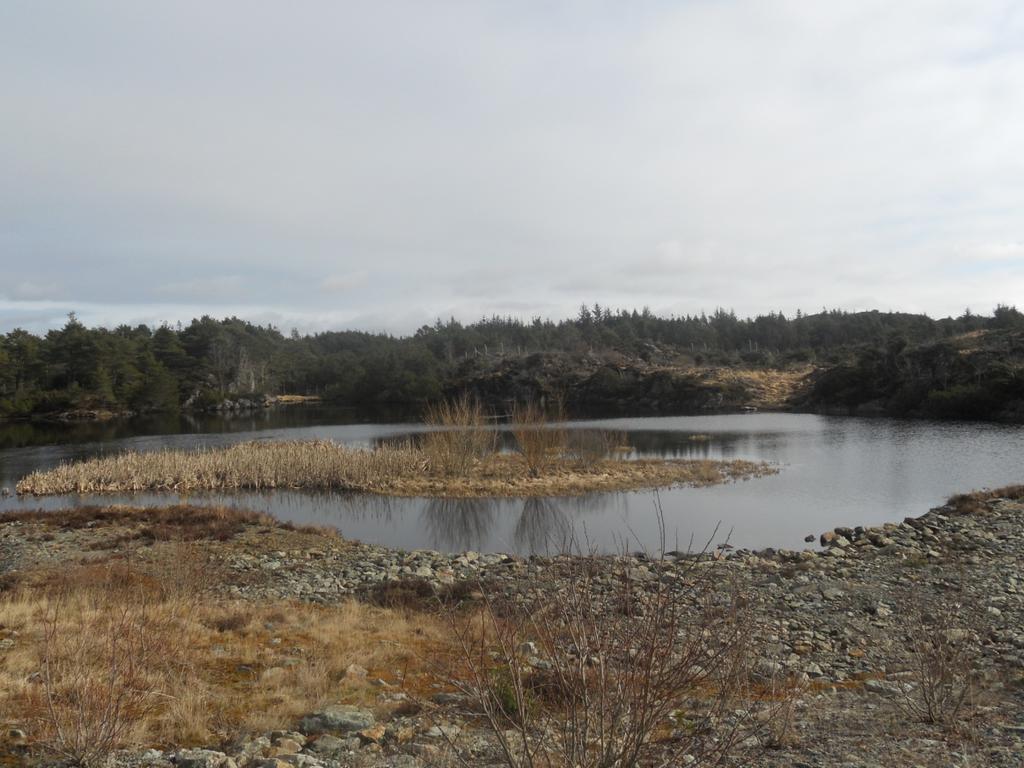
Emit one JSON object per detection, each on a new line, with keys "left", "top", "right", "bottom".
{"left": 1, "top": 492, "right": 1022, "bottom": 767}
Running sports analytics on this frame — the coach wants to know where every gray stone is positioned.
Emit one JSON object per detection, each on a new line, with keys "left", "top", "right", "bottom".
{"left": 430, "top": 692, "right": 464, "bottom": 705}
{"left": 173, "top": 749, "right": 237, "bottom": 768}
{"left": 308, "top": 734, "right": 353, "bottom": 757}
{"left": 278, "top": 756, "right": 323, "bottom": 768}
{"left": 300, "top": 704, "right": 375, "bottom": 735}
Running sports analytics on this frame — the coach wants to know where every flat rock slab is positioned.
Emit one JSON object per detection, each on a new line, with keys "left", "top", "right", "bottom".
{"left": 300, "top": 705, "right": 375, "bottom": 735}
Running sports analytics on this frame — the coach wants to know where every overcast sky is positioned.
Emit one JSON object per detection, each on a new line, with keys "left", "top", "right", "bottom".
{"left": 2, "top": 1, "right": 1023, "bottom": 335}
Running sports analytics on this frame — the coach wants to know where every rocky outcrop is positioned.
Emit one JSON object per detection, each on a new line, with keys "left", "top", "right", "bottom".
{"left": 450, "top": 352, "right": 811, "bottom": 416}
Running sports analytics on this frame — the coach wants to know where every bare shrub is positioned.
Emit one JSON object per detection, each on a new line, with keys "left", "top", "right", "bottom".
{"left": 894, "top": 598, "right": 981, "bottom": 728}
{"left": 510, "top": 400, "right": 569, "bottom": 477}
{"left": 759, "top": 675, "right": 808, "bottom": 749}
{"left": 23, "top": 563, "right": 179, "bottom": 766}
{"left": 564, "top": 429, "right": 626, "bottom": 470}
{"left": 422, "top": 394, "right": 496, "bottom": 476}
{"left": 440, "top": 511, "right": 762, "bottom": 767}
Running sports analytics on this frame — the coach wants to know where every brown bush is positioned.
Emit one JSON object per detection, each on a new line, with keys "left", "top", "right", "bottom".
{"left": 421, "top": 394, "right": 497, "bottom": 476}
{"left": 510, "top": 400, "right": 568, "bottom": 477}
{"left": 363, "top": 578, "right": 436, "bottom": 609}
{"left": 15, "top": 441, "right": 772, "bottom": 499}
{"left": 564, "top": 429, "right": 626, "bottom": 470}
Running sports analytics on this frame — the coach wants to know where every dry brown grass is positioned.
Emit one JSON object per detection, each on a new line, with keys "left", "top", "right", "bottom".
{"left": 17, "top": 441, "right": 774, "bottom": 498}
{"left": 0, "top": 555, "right": 447, "bottom": 759}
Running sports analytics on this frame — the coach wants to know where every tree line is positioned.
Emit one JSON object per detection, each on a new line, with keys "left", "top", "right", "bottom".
{"left": 1, "top": 305, "right": 1022, "bottom": 419}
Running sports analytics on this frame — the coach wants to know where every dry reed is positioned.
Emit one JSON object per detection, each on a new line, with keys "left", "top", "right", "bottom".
{"left": 17, "top": 440, "right": 424, "bottom": 496}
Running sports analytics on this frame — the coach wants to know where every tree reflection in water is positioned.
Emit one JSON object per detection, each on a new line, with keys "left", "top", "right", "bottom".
{"left": 420, "top": 496, "right": 585, "bottom": 554}
{"left": 421, "top": 497, "right": 500, "bottom": 552}
{"left": 513, "top": 497, "right": 572, "bottom": 555}
{"left": 322, "top": 491, "right": 397, "bottom": 524}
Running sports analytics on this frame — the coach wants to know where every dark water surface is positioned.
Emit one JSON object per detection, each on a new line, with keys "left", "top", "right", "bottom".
{"left": 1, "top": 410, "right": 1022, "bottom": 554}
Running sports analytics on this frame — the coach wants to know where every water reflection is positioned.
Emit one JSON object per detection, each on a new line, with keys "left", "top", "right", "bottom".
{"left": 513, "top": 497, "right": 572, "bottom": 554}
{"left": 0, "top": 405, "right": 416, "bottom": 450}
{"left": 421, "top": 497, "right": 499, "bottom": 551}
{"left": 418, "top": 497, "right": 581, "bottom": 554}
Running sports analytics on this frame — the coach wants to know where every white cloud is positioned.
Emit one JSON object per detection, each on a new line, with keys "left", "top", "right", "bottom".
{"left": 155, "top": 276, "right": 246, "bottom": 301}
{"left": 1, "top": 1, "right": 1023, "bottom": 333}
{"left": 320, "top": 272, "right": 368, "bottom": 294}
{"left": 3, "top": 281, "right": 63, "bottom": 301}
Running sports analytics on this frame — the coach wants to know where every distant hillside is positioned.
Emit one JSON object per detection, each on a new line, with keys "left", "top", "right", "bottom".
{"left": 2, "top": 305, "right": 1022, "bottom": 421}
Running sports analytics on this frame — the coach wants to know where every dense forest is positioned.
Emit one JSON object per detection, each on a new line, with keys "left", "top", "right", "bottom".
{"left": 2, "top": 305, "right": 1023, "bottom": 421}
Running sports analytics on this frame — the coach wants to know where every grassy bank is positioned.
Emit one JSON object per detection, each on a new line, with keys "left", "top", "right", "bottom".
{"left": 16, "top": 439, "right": 774, "bottom": 498}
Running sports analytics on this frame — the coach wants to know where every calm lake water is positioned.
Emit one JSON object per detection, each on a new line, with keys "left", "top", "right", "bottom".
{"left": 1, "top": 409, "right": 1022, "bottom": 554}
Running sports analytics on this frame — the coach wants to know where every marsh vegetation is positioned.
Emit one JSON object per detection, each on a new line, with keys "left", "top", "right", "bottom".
{"left": 16, "top": 439, "right": 770, "bottom": 499}
{"left": 15, "top": 396, "right": 772, "bottom": 498}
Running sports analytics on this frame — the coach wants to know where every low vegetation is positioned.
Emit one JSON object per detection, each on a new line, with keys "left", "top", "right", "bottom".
{"left": 0, "top": 495, "right": 1018, "bottom": 766}
{"left": 1, "top": 504, "right": 284, "bottom": 541}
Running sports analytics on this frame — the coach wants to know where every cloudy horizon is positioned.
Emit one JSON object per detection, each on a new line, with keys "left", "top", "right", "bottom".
{"left": 3, "top": 1, "right": 1023, "bottom": 335}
